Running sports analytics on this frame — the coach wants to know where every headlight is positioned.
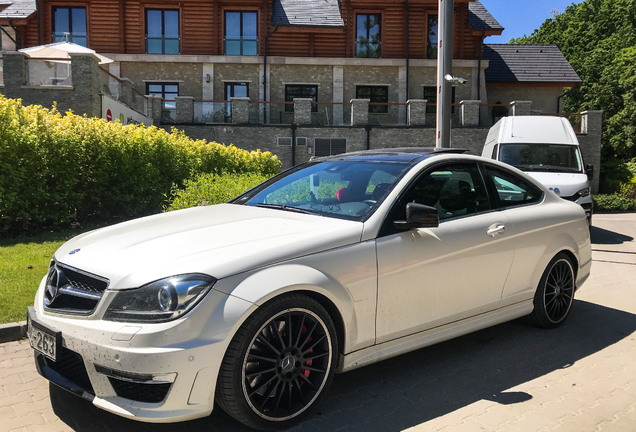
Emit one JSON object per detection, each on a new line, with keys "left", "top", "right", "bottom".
{"left": 104, "top": 274, "right": 216, "bottom": 322}
{"left": 577, "top": 187, "right": 590, "bottom": 197}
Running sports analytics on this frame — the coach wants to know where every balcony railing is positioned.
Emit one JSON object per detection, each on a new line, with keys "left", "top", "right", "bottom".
{"left": 193, "top": 101, "right": 231, "bottom": 124}
{"left": 159, "top": 98, "right": 585, "bottom": 131}
{"left": 98, "top": 67, "right": 150, "bottom": 116}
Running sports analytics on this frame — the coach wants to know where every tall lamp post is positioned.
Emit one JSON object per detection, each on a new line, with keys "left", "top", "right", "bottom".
{"left": 435, "top": 0, "right": 454, "bottom": 148}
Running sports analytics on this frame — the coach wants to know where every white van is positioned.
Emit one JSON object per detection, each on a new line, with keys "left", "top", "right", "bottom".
{"left": 482, "top": 116, "right": 593, "bottom": 226}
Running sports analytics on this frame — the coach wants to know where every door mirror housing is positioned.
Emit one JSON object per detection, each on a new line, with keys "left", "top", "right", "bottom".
{"left": 393, "top": 202, "right": 439, "bottom": 230}
{"left": 585, "top": 164, "right": 594, "bottom": 181}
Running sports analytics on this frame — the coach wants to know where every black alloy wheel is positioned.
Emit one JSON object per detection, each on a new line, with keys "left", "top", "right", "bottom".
{"left": 216, "top": 294, "right": 338, "bottom": 431}
{"left": 526, "top": 252, "right": 575, "bottom": 328}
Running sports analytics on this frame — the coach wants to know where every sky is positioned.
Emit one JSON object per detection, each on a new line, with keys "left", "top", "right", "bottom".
{"left": 479, "top": 0, "right": 584, "bottom": 43}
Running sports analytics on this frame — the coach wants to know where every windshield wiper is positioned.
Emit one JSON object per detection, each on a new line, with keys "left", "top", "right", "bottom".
{"left": 256, "top": 203, "right": 321, "bottom": 215}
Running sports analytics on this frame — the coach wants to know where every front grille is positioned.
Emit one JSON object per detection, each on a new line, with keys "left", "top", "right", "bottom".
{"left": 108, "top": 377, "right": 172, "bottom": 403}
{"left": 44, "top": 262, "right": 109, "bottom": 314}
{"left": 45, "top": 345, "right": 94, "bottom": 394}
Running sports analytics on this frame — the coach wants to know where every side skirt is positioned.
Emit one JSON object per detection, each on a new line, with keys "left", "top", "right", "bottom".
{"left": 338, "top": 300, "right": 534, "bottom": 373}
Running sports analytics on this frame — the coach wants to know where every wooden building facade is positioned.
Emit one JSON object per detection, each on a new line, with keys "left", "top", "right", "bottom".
{"left": 10, "top": 0, "right": 503, "bottom": 59}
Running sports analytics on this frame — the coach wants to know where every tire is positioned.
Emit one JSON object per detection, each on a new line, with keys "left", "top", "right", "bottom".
{"left": 216, "top": 293, "right": 338, "bottom": 431}
{"left": 526, "top": 252, "right": 576, "bottom": 328}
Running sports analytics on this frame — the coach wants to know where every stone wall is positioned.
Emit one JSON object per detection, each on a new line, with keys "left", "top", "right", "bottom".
{"left": 169, "top": 110, "right": 601, "bottom": 194}
{"left": 119, "top": 61, "right": 203, "bottom": 101}
{"left": 170, "top": 123, "right": 490, "bottom": 170}
{"left": 486, "top": 85, "right": 564, "bottom": 117}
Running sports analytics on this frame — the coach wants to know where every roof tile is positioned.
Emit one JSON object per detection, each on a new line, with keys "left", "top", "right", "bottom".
{"left": 272, "top": 0, "right": 344, "bottom": 27}
{"left": 468, "top": 0, "right": 503, "bottom": 31}
{"left": 484, "top": 44, "right": 582, "bottom": 84}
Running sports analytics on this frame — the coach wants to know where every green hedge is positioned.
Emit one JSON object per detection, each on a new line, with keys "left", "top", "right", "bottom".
{"left": 165, "top": 173, "right": 270, "bottom": 211}
{"left": 592, "top": 194, "right": 636, "bottom": 212}
{"left": 0, "top": 95, "right": 280, "bottom": 235}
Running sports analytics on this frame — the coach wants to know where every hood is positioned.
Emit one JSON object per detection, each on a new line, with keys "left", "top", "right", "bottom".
{"left": 54, "top": 204, "right": 363, "bottom": 289}
{"left": 525, "top": 172, "right": 589, "bottom": 197}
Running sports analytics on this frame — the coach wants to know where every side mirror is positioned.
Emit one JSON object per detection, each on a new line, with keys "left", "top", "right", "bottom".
{"left": 586, "top": 164, "right": 594, "bottom": 181}
{"left": 393, "top": 202, "right": 439, "bottom": 230}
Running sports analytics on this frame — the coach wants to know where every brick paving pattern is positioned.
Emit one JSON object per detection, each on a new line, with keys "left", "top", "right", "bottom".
{"left": 1, "top": 214, "right": 635, "bottom": 432}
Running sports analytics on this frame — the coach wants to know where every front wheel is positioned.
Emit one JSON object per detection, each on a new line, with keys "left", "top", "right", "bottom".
{"left": 216, "top": 293, "right": 338, "bottom": 431}
{"left": 526, "top": 252, "right": 576, "bottom": 328}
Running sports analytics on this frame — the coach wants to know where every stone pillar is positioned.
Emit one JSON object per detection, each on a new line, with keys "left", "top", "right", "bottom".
{"left": 581, "top": 110, "right": 602, "bottom": 136}
{"left": 119, "top": 78, "right": 133, "bottom": 106}
{"left": 69, "top": 53, "right": 101, "bottom": 117}
{"left": 2, "top": 52, "right": 28, "bottom": 97}
{"left": 580, "top": 110, "right": 603, "bottom": 194}
{"left": 332, "top": 66, "right": 344, "bottom": 126}
{"left": 231, "top": 97, "right": 250, "bottom": 124}
{"left": 293, "top": 98, "right": 312, "bottom": 125}
{"left": 407, "top": 99, "right": 427, "bottom": 126}
{"left": 351, "top": 99, "right": 369, "bottom": 126}
{"left": 460, "top": 100, "right": 481, "bottom": 126}
{"left": 148, "top": 95, "right": 163, "bottom": 125}
{"left": 511, "top": 100, "right": 533, "bottom": 116}
{"left": 175, "top": 96, "right": 194, "bottom": 124}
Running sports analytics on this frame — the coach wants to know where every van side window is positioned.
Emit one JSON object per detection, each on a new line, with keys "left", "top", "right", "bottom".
{"left": 484, "top": 165, "right": 543, "bottom": 208}
{"left": 491, "top": 144, "right": 498, "bottom": 160}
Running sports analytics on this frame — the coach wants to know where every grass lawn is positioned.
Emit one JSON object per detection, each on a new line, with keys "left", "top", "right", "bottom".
{"left": 0, "top": 228, "right": 90, "bottom": 324}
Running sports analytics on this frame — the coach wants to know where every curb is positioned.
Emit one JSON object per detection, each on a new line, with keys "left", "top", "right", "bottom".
{"left": 0, "top": 321, "right": 27, "bottom": 344}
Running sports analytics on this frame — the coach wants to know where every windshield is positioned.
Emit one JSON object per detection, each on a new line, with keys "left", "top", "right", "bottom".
{"left": 233, "top": 160, "right": 411, "bottom": 221}
{"left": 499, "top": 144, "right": 583, "bottom": 173}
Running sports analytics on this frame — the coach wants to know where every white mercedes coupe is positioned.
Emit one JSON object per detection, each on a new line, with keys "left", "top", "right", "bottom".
{"left": 28, "top": 148, "right": 591, "bottom": 430}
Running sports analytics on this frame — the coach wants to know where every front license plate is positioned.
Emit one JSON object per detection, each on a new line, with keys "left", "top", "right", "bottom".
{"left": 27, "top": 312, "right": 59, "bottom": 362}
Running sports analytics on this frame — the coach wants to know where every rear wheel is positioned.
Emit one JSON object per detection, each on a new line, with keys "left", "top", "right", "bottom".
{"left": 526, "top": 253, "right": 575, "bottom": 328}
{"left": 216, "top": 293, "right": 338, "bottom": 431}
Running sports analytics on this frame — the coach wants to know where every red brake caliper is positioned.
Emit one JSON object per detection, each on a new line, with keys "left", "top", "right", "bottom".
{"left": 301, "top": 325, "right": 313, "bottom": 381}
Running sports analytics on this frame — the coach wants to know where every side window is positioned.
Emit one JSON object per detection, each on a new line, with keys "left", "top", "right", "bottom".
{"left": 403, "top": 163, "right": 490, "bottom": 221}
{"left": 484, "top": 165, "right": 543, "bottom": 207}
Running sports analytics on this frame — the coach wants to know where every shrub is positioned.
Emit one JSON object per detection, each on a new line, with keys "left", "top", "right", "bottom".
{"left": 0, "top": 95, "right": 280, "bottom": 235}
{"left": 165, "top": 173, "right": 270, "bottom": 211}
{"left": 592, "top": 194, "right": 636, "bottom": 212}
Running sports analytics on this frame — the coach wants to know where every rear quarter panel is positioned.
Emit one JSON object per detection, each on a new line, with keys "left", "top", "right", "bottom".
{"left": 499, "top": 198, "right": 591, "bottom": 306}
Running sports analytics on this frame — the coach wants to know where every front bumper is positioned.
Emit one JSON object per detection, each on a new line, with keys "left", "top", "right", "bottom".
{"left": 28, "top": 284, "right": 254, "bottom": 423}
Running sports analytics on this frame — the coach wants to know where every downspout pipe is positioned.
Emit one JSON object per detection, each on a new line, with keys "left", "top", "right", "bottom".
{"left": 291, "top": 123, "right": 297, "bottom": 166}
{"left": 263, "top": 24, "right": 279, "bottom": 123}
{"left": 477, "top": 30, "right": 484, "bottom": 101}
{"left": 405, "top": 0, "right": 409, "bottom": 101}
{"left": 556, "top": 92, "right": 565, "bottom": 113}
{"left": 36, "top": 0, "right": 41, "bottom": 45}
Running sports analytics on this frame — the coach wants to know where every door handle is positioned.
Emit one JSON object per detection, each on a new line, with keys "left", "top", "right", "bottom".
{"left": 487, "top": 224, "right": 506, "bottom": 237}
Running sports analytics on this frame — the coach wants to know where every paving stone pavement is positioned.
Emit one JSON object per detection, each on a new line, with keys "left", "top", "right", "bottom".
{"left": 1, "top": 214, "right": 635, "bottom": 432}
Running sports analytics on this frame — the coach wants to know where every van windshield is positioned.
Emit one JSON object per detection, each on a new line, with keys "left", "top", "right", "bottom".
{"left": 498, "top": 144, "right": 583, "bottom": 173}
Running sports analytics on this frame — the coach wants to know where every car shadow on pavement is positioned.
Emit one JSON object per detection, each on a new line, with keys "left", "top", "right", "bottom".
{"left": 591, "top": 225, "right": 634, "bottom": 245}
{"left": 49, "top": 300, "right": 636, "bottom": 432}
